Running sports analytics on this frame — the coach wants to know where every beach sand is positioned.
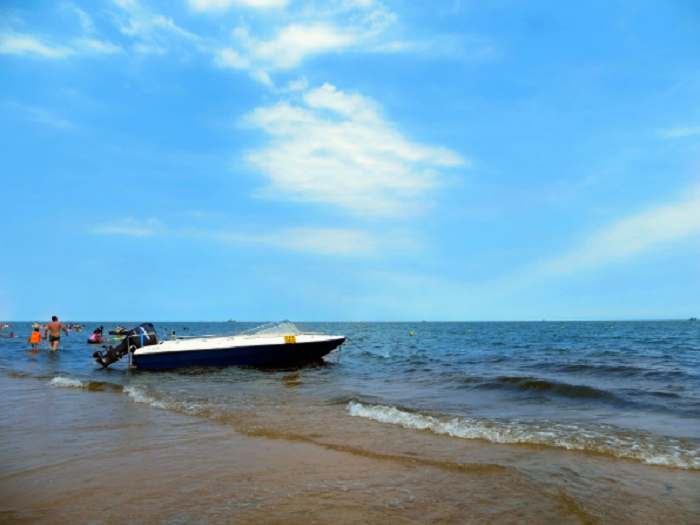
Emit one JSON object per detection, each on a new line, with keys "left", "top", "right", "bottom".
{"left": 1, "top": 373, "right": 699, "bottom": 525}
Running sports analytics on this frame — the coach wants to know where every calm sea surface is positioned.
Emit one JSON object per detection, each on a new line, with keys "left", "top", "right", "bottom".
{"left": 2, "top": 320, "right": 698, "bottom": 470}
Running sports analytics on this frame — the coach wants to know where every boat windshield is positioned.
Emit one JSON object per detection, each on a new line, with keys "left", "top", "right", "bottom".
{"left": 237, "top": 321, "right": 322, "bottom": 338}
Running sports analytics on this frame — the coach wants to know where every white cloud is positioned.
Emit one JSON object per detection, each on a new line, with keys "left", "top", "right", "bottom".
{"left": 545, "top": 185, "right": 700, "bottom": 274}
{"left": 74, "top": 38, "right": 122, "bottom": 54}
{"left": 93, "top": 218, "right": 162, "bottom": 237}
{"left": 220, "top": 227, "right": 382, "bottom": 255}
{"left": 215, "top": 2, "right": 397, "bottom": 82}
{"left": 372, "top": 40, "right": 415, "bottom": 52}
{"left": 3, "top": 3, "right": 192, "bottom": 61}
{"left": 344, "top": 0, "right": 376, "bottom": 7}
{"left": 372, "top": 34, "right": 496, "bottom": 61}
{"left": 72, "top": 6, "right": 95, "bottom": 33}
{"left": 117, "top": 12, "right": 198, "bottom": 40}
{"left": 304, "top": 82, "right": 379, "bottom": 118}
{"left": 244, "top": 83, "right": 466, "bottom": 216}
{"left": 252, "top": 24, "right": 358, "bottom": 68}
{"left": 10, "top": 103, "right": 74, "bottom": 129}
{"left": 3, "top": 0, "right": 466, "bottom": 84}
{"left": 0, "top": 30, "right": 120, "bottom": 59}
{"left": 109, "top": 0, "right": 199, "bottom": 55}
{"left": 271, "top": 76, "right": 310, "bottom": 93}
{"left": 92, "top": 218, "right": 380, "bottom": 255}
{"left": 217, "top": 23, "right": 361, "bottom": 79}
{"left": 216, "top": 48, "right": 250, "bottom": 68}
{"left": 0, "top": 33, "right": 74, "bottom": 58}
{"left": 111, "top": 0, "right": 138, "bottom": 8}
{"left": 285, "top": 76, "right": 309, "bottom": 91}
{"left": 188, "top": 0, "right": 288, "bottom": 10}
{"left": 133, "top": 42, "right": 167, "bottom": 54}
{"left": 662, "top": 127, "right": 700, "bottom": 138}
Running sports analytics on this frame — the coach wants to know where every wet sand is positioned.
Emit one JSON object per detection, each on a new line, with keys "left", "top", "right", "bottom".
{"left": 1, "top": 374, "right": 699, "bottom": 525}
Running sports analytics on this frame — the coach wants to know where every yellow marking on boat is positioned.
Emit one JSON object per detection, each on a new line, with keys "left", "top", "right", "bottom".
{"left": 284, "top": 335, "right": 297, "bottom": 344}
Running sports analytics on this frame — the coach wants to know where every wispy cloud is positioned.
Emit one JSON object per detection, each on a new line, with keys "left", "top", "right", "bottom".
{"left": 74, "top": 38, "right": 122, "bottom": 54}
{"left": 216, "top": 227, "right": 382, "bottom": 255}
{"left": 92, "top": 218, "right": 385, "bottom": 256}
{"left": 221, "top": 23, "right": 360, "bottom": 71}
{"left": 544, "top": 185, "right": 700, "bottom": 274}
{"left": 0, "top": 31, "right": 121, "bottom": 59}
{"left": 10, "top": 102, "right": 74, "bottom": 129}
{"left": 0, "top": 33, "right": 74, "bottom": 58}
{"left": 244, "top": 83, "right": 466, "bottom": 216}
{"left": 93, "top": 218, "right": 162, "bottom": 237}
{"left": 372, "top": 33, "right": 496, "bottom": 61}
{"left": 4, "top": 1, "right": 463, "bottom": 88}
{"left": 109, "top": 0, "right": 199, "bottom": 55}
{"left": 188, "top": 0, "right": 289, "bottom": 10}
{"left": 215, "top": 1, "right": 396, "bottom": 82}
{"left": 661, "top": 127, "right": 700, "bottom": 138}
{"left": 72, "top": 6, "right": 95, "bottom": 33}
{"left": 132, "top": 42, "right": 166, "bottom": 54}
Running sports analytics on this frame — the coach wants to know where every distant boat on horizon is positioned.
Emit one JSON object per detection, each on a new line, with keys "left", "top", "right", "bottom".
{"left": 227, "top": 319, "right": 235, "bottom": 322}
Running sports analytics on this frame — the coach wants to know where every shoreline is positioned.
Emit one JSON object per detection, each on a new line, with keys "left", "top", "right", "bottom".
{"left": 1, "top": 373, "right": 699, "bottom": 524}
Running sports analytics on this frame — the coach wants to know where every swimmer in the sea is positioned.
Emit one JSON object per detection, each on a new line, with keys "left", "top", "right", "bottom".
{"left": 44, "top": 316, "right": 68, "bottom": 351}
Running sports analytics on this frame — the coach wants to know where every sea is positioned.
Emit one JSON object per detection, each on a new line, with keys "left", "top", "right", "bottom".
{"left": 1, "top": 320, "right": 699, "bottom": 524}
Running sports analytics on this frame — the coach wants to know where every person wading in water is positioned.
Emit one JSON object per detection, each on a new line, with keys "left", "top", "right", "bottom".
{"left": 44, "top": 316, "right": 68, "bottom": 351}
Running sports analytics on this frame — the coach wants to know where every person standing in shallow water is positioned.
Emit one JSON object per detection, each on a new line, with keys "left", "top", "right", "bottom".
{"left": 28, "top": 328, "right": 41, "bottom": 350}
{"left": 44, "top": 316, "right": 68, "bottom": 351}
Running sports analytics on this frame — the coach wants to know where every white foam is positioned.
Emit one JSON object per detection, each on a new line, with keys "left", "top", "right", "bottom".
{"left": 123, "top": 386, "right": 208, "bottom": 417}
{"left": 348, "top": 402, "right": 700, "bottom": 470}
{"left": 48, "top": 377, "right": 86, "bottom": 388}
{"left": 123, "top": 386, "right": 172, "bottom": 410}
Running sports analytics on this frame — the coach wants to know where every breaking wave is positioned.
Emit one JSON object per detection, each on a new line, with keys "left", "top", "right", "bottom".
{"left": 347, "top": 401, "right": 700, "bottom": 470}
{"left": 123, "top": 386, "right": 176, "bottom": 410}
{"left": 123, "top": 386, "right": 211, "bottom": 417}
{"left": 47, "top": 377, "right": 86, "bottom": 388}
{"left": 47, "top": 376, "right": 122, "bottom": 392}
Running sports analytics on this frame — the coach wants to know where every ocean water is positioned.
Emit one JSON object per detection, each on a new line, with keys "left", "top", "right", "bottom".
{"left": 2, "top": 320, "right": 698, "bottom": 471}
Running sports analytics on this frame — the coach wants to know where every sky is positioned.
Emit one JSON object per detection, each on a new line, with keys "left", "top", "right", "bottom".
{"left": 1, "top": 0, "right": 699, "bottom": 322}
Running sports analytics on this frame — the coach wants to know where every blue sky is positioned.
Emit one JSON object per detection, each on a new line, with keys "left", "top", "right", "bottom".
{"left": 1, "top": 0, "right": 699, "bottom": 321}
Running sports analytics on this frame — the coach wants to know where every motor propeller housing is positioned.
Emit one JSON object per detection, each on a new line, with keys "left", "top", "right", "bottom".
{"left": 93, "top": 323, "right": 159, "bottom": 368}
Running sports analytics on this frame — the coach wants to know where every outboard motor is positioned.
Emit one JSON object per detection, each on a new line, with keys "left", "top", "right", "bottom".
{"left": 93, "top": 323, "right": 158, "bottom": 368}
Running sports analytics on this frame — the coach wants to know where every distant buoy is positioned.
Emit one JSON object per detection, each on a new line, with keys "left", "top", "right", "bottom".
{"left": 468, "top": 330, "right": 472, "bottom": 332}
{"left": 410, "top": 332, "right": 414, "bottom": 336}
{"left": 561, "top": 326, "right": 565, "bottom": 329}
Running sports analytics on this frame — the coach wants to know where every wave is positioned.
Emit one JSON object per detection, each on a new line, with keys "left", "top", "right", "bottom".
{"left": 48, "top": 377, "right": 86, "bottom": 388}
{"left": 6, "top": 370, "right": 56, "bottom": 381}
{"left": 347, "top": 402, "right": 700, "bottom": 470}
{"left": 478, "top": 376, "right": 617, "bottom": 401}
{"left": 540, "top": 362, "right": 699, "bottom": 382}
{"left": 46, "top": 376, "right": 124, "bottom": 392}
{"left": 123, "top": 386, "right": 213, "bottom": 417}
{"left": 124, "top": 386, "right": 177, "bottom": 410}
{"left": 554, "top": 363, "right": 643, "bottom": 375}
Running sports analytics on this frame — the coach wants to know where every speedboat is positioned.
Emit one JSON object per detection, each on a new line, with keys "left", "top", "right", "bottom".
{"left": 93, "top": 321, "right": 345, "bottom": 370}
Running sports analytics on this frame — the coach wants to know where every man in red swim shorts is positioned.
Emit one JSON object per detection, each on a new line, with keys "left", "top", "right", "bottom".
{"left": 44, "top": 316, "right": 68, "bottom": 351}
